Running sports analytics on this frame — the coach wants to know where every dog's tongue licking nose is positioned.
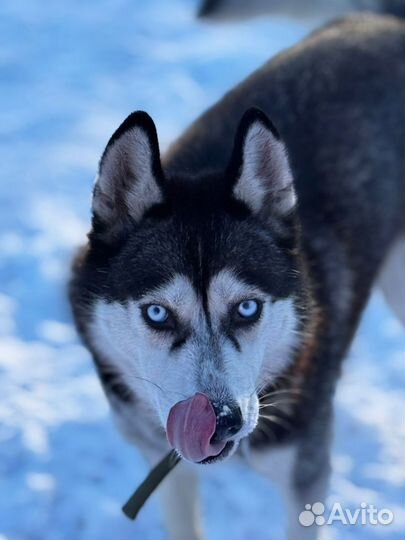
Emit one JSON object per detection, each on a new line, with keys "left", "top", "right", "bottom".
{"left": 166, "top": 393, "right": 226, "bottom": 462}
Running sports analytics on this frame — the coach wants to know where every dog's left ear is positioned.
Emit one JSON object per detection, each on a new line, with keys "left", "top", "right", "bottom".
{"left": 229, "top": 108, "right": 296, "bottom": 219}
{"left": 92, "top": 111, "right": 164, "bottom": 243}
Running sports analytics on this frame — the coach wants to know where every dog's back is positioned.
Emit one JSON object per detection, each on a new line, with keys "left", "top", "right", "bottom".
{"left": 165, "top": 14, "right": 405, "bottom": 267}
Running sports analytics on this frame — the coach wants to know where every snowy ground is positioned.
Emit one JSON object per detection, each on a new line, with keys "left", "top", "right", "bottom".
{"left": 0, "top": 1, "right": 404, "bottom": 539}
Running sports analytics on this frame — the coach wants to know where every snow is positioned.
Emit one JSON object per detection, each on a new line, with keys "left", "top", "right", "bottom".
{"left": 0, "top": 1, "right": 404, "bottom": 539}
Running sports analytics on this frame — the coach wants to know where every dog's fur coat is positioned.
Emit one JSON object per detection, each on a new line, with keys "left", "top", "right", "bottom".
{"left": 70, "top": 14, "right": 405, "bottom": 540}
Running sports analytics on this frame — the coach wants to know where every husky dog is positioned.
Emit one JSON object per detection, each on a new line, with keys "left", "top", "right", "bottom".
{"left": 70, "top": 14, "right": 405, "bottom": 540}
{"left": 198, "top": 0, "right": 404, "bottom": 21}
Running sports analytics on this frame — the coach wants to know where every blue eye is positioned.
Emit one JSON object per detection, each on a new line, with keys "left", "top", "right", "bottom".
{"left": 237, "top": 300, "right": 260, "bottom": 319}
{"left": 146, "top": 305, "right": 169, "bottom": 323}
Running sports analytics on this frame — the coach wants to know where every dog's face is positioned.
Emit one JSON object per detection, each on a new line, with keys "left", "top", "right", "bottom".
{"left": 75, "top": 109, "right": 305, "bottom": 463}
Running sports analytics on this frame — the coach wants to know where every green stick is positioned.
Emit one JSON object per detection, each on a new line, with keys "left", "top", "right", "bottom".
{"left": 122, "top": 450, "right": 181, "bottom": 520}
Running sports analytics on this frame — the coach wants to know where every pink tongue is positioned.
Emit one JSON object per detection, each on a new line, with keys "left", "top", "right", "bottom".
{"left": 166, "top": 393, "right": 226, "bottom": 462}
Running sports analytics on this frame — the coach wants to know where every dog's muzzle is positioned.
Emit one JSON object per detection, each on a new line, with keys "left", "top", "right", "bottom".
{"left": 166, "top": 393, "right": 242, "bottom": 463}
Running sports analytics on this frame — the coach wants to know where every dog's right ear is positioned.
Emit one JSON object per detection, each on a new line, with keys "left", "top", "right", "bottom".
{"left": 228, "top": 108, "right": 296, "bottom": 221}
{"left": 91, "top": 111, "right": 164, "bottom": 243}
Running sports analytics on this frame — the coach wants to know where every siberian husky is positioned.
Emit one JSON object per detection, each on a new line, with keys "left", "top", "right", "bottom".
{"left": 198, "top": 0, "right": 404, "bottom": 21}
{"left": 70, "top": 14, "right": 405, "bottom": 540}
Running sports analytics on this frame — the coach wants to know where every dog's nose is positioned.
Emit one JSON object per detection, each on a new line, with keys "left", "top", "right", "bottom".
{"left": 211, "top": 404, "right": 243, "bottom": 442}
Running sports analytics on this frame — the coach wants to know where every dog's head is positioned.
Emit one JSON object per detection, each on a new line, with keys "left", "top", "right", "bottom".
{"left": 73, "top": 109, "right": 308, "bottom": 463}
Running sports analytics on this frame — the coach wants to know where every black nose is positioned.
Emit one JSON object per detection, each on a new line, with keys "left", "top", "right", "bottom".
{"left": 212, "top": 404, "right": 243, "bottom": 443}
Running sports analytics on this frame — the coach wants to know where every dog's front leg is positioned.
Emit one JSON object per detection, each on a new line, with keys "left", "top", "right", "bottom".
{"left": 286, "top": 441, "right": 331, "bottom": 540}
{"left": 157, "top": 458, "right": 204, "bottom": 540}
{"left": 247, "top": 436, "right": 331, "bottom": 540}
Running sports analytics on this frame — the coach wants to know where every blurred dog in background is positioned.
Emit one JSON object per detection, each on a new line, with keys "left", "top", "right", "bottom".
{"left": 198, "top": 0, "right": 404, "bottom": 20}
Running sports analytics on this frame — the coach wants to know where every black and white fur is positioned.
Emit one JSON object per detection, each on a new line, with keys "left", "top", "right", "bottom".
{"left": 70, "top": 15, "right": 405, "bottom": 540}
{"left": 198, "top": 0, "right": 404, "bottom": 21}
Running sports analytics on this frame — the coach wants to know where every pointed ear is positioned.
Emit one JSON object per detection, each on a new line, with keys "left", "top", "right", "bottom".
{"left": 229, "top": 108, "right": 296, "bottom": 220}
{"left": 92, "top": 111, "right": 164, "bottom": 242}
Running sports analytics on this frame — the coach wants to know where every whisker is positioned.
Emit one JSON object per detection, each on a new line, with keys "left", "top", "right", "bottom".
{"left": 259, "top": 414, "right": 293, "bottom": 431}
{"left": 259, "top": 388, "right": 303, "bottom": 399}
{"left": 259, "top": 398, "right": 299, "bottom": 409}
{"left": 125, "top": 371, "right": 188, "bottom": 399}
